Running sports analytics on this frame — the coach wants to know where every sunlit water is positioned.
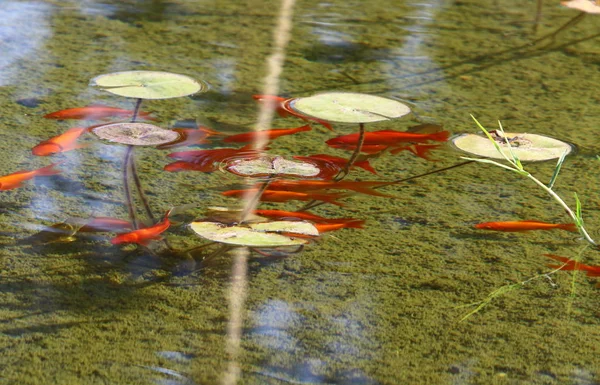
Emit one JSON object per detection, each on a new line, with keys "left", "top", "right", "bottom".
{"left": 1, "top": 0, "right": 600, "bottom": 384}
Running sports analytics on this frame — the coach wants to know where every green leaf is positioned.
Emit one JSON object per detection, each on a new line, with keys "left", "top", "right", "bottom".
{"left": 90, "top": 71, "right": 207, "bottom": 99}
{"left": 289, "top": 92, "right": 411, "bottom": 123}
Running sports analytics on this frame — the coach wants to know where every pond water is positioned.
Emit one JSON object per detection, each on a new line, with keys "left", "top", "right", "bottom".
{"left": 1, "top": 0, "right": 600, "bottom": 384}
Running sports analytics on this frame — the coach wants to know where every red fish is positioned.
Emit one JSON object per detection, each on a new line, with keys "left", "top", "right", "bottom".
{"left": 166, "top": 147, "right": 262, "bottom": 172}
{"left": 293, "top": 154, "right": 377, "bottom": 175}
{"left": 545, "top": 254, "right": 600, "bottom": 277}
{"left": 267, "top": 179, "right": 396, "bottom": 198}
{"left": 223, "top": 125, "right": 312, "bottom": 143}
{"left": 156, "top": 127, "right": 223, "bottom": 149}
{"left": 389, "top": 143, "right": 443, "bottom": 161}
{"left": 222, "top": 189, "right": 347, "bottom": 206}
{"left": 44, "top": 105, "right": 156, "bottom": 121}
{"left": 78, "top": 217, "right": 133, "bottom": 233}
{"left": 254, "top": 209, "right": 359, "bottom": 224}
{"left": 252, "top": 95, "right": 334, "bottom": 131}
{"left": 326, "top": 130, "right": 450, "bottom": 146}
{"left": 32, "top": 127, "right": 88, "bottom": 156}
{"left": 474, "top": 220, "right": 577, "bottom": 232}
{"left": 327, "top": 143, "right": 389, "bottom": 154}
{"left": 164, "top": 160, "right": 216, "bottom": 173}
{"left": 110, "top": 210, "right": 171, "bottom": 246}
{"left": 315, "top": 220, "right": 365, "bottom": 233}
{"left": 0, "top": 163, "right": 62, "bottom": 190}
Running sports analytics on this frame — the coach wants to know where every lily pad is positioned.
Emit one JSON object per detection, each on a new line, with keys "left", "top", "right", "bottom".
{"left": 190, "top": 221, "right": 318, "bottom": 247}
{"left": 289, "top": 92, "right": 411, "bottom": 124}
{"left": 89, "top": 71, "right": 207, "bottom": 99}
{"left": 92, "top": 123, "right": 179, "bottom": 146}
{"left": 561, "top": 0, "right": 600, "bottom": 13}
{"left": 225, "top": 155, "right": 321, "bottom": 177}
{"left": 451, "top": 131, "right": 575, "bottom": 162}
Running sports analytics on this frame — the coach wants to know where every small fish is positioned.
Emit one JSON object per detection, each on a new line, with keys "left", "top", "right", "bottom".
{"left": 315, "top": 220, "right": 365, "bottom": 233}
{"left": 0, "top": 163, "right": 62, "bottom": 190}
{"left": 254, "top": 209, "right": 359, "bottom": 224}
{"left": 293, "top": 154, "right": 377, "bottom": 175}
{"left": 326, "top": 130, "right": 450, "bottom": 146}
{"left": 545, "top": 254, "right": 600, "bottom": 277}
{"left": 252, "top": 95, "right": 334, "bottom": 131}
{"left": 222, "top": 189, "right": 347, "bottom": 206}
{"left": 389, "top": 143, "right": 443, "bottom": 161}
{"left": 166, "top": 147, "right": 262, "bottom": 172}
{"left": 474, "top": 220, "right": 577, "bottom": 232}
{"left": 164, "top": 160, "right": 216, "bottom": 173}
{"left": 32, "top": 127, "right": 88, "bottom": 156}
{"left": 44, "top": 105, "right": 156, "bottom": 121}
{"left": 223, "top": 125, "right": 312, "bottom": 143}
{"left": 327, "top": 143, "right": 389, "bottom": 154}
{"left": 156, "top": 127, "right": 222, "bottom": 149}
{"left": 78, "top": 217, "right": 133, "bottom": 233}
{"left": 268, "top": 179, "right": 396, "bottom": 198}
{"left": 110, "top": 210, "right": 171, "bottom": 246}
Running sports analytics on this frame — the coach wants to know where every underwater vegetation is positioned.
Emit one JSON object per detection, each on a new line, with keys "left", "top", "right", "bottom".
{"left": 2, "top": 64, "right": 597, "bottom": 319}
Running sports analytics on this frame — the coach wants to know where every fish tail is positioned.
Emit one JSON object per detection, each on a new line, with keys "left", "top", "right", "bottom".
{"left": 344, "top": 220, "right": 366, "bottom": 229}
{"left": 355, "top": 161, "right": 378, "bottom": 174}
{"left": 34, "top": 163, "right": 63, "bottom": 176}
{"left": 544, "top": 254, "right": 578, "bottom": 270}
{"left": 412, "top": 144, "right": 442, "bottom": 161}
{"left": 319, "top": 193, "right": 346, "bottom": 207}
{"left": 428, "top": 130, "right": 451, "bottom": 142}
{"left": 559, "top": 223, "right": 578, "bottom": 232}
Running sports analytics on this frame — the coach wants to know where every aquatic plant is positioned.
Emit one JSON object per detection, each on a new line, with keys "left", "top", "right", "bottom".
{"left": 457, "top": 116, "right": 596, "bottom": 320}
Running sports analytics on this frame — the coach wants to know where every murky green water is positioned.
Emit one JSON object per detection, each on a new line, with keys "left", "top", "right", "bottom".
{"left": 1, "top": 0, "right": 600, "bottom": 384}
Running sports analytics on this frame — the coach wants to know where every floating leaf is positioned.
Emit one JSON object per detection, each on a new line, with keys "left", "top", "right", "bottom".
{"left": 289, "top": 92, "right": 411, "bottom": 124}
{"left": 89, "top": 71, "right": 207, "bottom": 99}
{"left": 451, "top": 131, "right": 575, "bottom": 162}
{"left": 225, "top": 155, "right": 321, "bottom": 177}
{"left": 92, "top": 123, "right": 180, "bottom": 146}
{"left": 561, "top": 0, "right": 600, "bottom": 13}
{"left": 190, "top": 221, "right": 318, "bottom": 247}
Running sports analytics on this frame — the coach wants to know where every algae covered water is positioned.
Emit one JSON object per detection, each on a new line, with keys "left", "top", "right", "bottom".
{"left": 1, "top": 0, "right": 600, "bottom": 384}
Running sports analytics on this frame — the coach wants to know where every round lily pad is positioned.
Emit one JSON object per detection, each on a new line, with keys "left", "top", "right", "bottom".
{"left": 225, "top": 155, "right": 320, "bottom": 177}
{"left": 89, "top": 71, "right": 207, "bottom": 99}
{"left": 451, "top": 131, "right": 574, "bottom": 161}
{"left": 561, "top": 0, "right": 600, "bottom": 13}
{"left": 190, "top": 221, "right": 318, "bottom": 247}
{"left": 289, "top": 92, "right": 411, "bottom": 124}
{"left": 92, "top": 123, "right": 180, "bottom": 146}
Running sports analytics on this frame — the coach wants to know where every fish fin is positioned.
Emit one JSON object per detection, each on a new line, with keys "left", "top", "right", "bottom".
{"left": 344, "top": 220, "right": 366, "bottom": 229}
{"left": 559, "top": 223, "right": 578, "bottom": 232}
{"left": 34, "top": 163, "right": 63, "bottom": 177}
{"left": 428, "top": 130, "right": 451, "bottom": 142}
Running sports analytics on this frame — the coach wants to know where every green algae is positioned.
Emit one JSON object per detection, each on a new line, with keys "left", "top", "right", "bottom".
{"left": 0, "top": 0, "right": 599, "bottom": 384}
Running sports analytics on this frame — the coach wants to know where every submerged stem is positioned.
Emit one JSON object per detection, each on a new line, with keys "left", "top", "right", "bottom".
{"left": 123, "top": 145, "right": 138, "bottom": 229}
{"left": 335, "top": 122, "right": 366, "bottom": 181}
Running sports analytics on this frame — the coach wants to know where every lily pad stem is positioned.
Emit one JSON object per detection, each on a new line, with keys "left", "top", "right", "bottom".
{"left": 123, "top": 146, "right": 139, "bottom": 229}
{"left": 335, "top": 122, "right": 365, "bottom": 182}
{"left": 240, "top": 177, "right": 273, "bottom": 223}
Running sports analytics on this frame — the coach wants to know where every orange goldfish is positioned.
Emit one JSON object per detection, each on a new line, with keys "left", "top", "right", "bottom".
{"left": 254, "top": 209, "right": 359, "bottom": 224}
{"left": 44, "top": 105, "right": 156, "bottom": 121}
{"left": 326, "top": 143, "right": 389, "bottom": 154}
{"left": 389, "top": 143, "right": 443, "bottom": 161}
{"left": 326, "top": 130, "right": 450, "bottom": 147}
{"left": 222, "top": 189, "right": 347, "bottom": 206}
{"left": 315, "top": 220, "right": 365, "bottom": 233}
{"left": 32, "top": 127, "right": 88, "bottom": 156}
{"left": 267, "top": 179, "right": 396, "bottom": 198}
{"left": 545, "top": 254, "right": 600, "bottom": 277}
{"left": 223, "top": 125, "right": 312, "bottom": 143}
{"left": 110, "top": 210, "right": 171, "bottom": 246}
{"left": 164, "top": 160, "right": 216, "bottom": 173}
{"left": 293, "top": 154, "right": 377, "bottom": 175}
{"left": 474, "top": 220, "right": 577, "bottom": 232}
{"left": 156, "top": 127, "right": 222, "bottom": 149}
{"left": 0, "top": 163, "right": 62, "bottom": 190}
{"left": 252, "top": 95, "right": 334, "bottom": 131}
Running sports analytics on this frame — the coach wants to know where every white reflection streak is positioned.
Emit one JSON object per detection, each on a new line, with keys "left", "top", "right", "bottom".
{"left": 221, "top": 1, "right": 296, "bottom": 385}
{"left": 0, "top": 2, "right": 51, "bottom": 86}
